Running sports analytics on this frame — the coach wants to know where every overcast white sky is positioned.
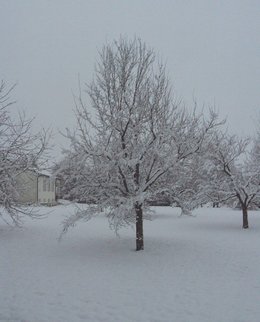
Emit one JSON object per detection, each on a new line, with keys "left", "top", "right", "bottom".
{"left": 1, "top": 0, "right": 260, "bottom": 160}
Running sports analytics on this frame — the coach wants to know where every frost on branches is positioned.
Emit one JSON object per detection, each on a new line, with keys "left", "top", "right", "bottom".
{"left": 0, "top": 81, "right": 48, "bottom": 226}
{"left": 60, "top": 38, "right": 221, "bottom": 250}
{"left": 151, "top": 110, "right": 221, "bottom": 216}
{"left": 205, "top": 132, "right": 260, "bottom": 228}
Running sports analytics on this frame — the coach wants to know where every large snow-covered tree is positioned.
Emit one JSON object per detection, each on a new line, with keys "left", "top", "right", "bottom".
{"left": 0, "top": 80, "right": 48, "bottom": 226}
{"left": 61, "top": 38, "right": 221, "bottom": 250}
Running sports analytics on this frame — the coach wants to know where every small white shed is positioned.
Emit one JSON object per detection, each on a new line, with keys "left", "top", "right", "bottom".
{"left": 17, "top": 170, "right": 58, "bottom": 205}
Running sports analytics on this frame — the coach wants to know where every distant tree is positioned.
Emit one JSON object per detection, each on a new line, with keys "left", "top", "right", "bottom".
{"left": 61, "top": 38, "right": 221, "bottom": 250}
{"left": 53, "top": 153, "right": 97, "bottom": 203}
{"left": 0, "top": 80, "right": 48, "bottom": 226}
{"left": 149, "top": 111, "right": 220, "bottom": 215}
{"left": 205, "top": 132, "right": 260, "bottom": 228}
{"left": 159, "top": 155, "right": 207, "bottom": 215}
{"left": 245, "top": 129, "right": 260, "bottom": 208}
{"left": 250, "top": 130, "right": 260, "bottom": 172}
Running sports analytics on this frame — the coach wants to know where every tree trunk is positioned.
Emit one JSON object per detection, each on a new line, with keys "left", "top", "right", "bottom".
{"left": 180, "top": 207, "right": 192, "bottom": 216}
{"left": 135, "top": 203, "right": 144, "bottom": 251}
{"left": 242, "top": 206, "right": 249, "bottom": 229}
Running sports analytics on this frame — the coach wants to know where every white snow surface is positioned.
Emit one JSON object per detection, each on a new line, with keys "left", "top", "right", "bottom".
{"left": 1, "top": 205, "right": 260, "bottom": 322}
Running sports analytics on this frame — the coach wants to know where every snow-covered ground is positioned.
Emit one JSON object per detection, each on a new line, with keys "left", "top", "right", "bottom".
{"left": 1, "top": 205, "right": 260, "bottom": 322}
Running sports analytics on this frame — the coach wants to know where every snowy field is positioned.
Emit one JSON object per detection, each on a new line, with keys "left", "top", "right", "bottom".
{"left": 1, "top": 205, "right": 260, "bottom": 322}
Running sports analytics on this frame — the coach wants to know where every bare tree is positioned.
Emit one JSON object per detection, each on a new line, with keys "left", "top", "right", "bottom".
{"left": 250, "top": 129, "right": 260, "bottom": 172}
{"left": 0, "top": 80, "right": 48, "bottom": 226}
{"left": 157, "top": 155, "right": 207, "bottom": 215}
{"left": 150, "top": 109, "right": 222, "bottom": 216}
{"left": 61, "top": 38, "right": 221, "bottom": 250}
{"left": 205, "top": 132, "right": 260, "bottom": 228}
{"left": 53, "top": 153, "right": 95, "bottom": 203}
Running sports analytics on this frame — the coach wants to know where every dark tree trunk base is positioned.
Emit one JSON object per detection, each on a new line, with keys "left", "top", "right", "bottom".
{"left": 135, "top": 203, "right": 144, "bottom": 251}
{"left": 242, "top": 207, "right": 249, "bottom": 229}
